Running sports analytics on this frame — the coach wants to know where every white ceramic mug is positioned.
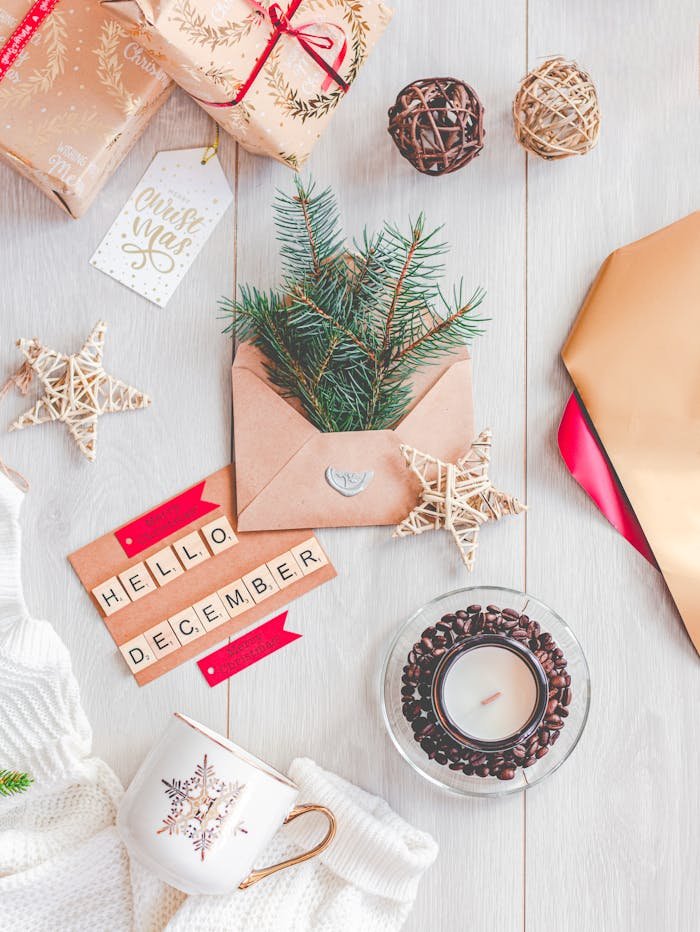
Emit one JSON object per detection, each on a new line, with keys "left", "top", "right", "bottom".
{"left": 117, "top": 713, "right": 336, "bottom": 895}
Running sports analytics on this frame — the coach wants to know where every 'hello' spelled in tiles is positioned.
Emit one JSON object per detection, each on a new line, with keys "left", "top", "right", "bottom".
{"left": 146, "top": 546, "right": 185, "bottom": 587}
{"left": 173, "top": 530, "right": 211, "bottom": 569}
{"left": 118, "top": 562, "right": 157, "bottom": 602}
{"left": 217, "top": 579, "right": 255, "bottom": 617}
{"left": 242, "top": 564, "right": 279, "bottom": 603}
{"left": 144, "top": 620, "right": 180, "bottom": 659}
{"left": 119, "top": 634, "right": 155, "bottom": 673}
{"left": 193, "top": 593, "right": 229, "bottom": 631}
{"left": 168, "top": 608, "right": 206, "bottom": 645}
{"left": 92, "top": 576, "right": 131, "bottom": 616}
{"left": 201, "top": 516, "right": 238, "bottom": 555}
{"left": 267, "top": 550, "right": 304, "bottom": 589}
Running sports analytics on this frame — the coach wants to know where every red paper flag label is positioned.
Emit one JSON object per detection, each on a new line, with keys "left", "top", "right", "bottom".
{"left": 198, "top": 612, "right": 301, "bottom": 686}
{"left": 115, "top": 480, "right": 219, "bottom": 557}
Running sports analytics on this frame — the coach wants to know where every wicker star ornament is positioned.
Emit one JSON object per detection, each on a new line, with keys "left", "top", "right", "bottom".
{"left": 8, "top": 321, "right": 150, "bottom": 462}
{"left": 393, "top": 430, "right": 526, "bottom": 570}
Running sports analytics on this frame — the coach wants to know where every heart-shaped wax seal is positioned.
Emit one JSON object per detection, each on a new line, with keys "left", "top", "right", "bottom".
{"left": 325, "top": 467, "right": 374, "bottom": 497}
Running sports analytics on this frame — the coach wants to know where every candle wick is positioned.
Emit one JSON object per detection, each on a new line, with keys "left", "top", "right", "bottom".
{"left": 480, "top": 691, "right": 502, "bottom": 706}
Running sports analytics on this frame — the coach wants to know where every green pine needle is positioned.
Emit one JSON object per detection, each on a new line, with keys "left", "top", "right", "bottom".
{"left": 221, "top": 177, "right": 487, "bottom": 432}
{"left": 0, "top": 769, "right": 33, "bottom": 797}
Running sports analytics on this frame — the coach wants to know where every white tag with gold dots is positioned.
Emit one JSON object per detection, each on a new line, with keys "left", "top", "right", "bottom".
{"left": 90, "top": 148, "right": 233, "bottom": 308}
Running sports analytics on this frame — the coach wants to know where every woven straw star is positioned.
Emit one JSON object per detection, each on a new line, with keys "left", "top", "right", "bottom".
{"left": 9, "top": 320, "right": 150, "bottom": 462}
{"left": 393, "top": 430, "right": 526, "bottom": 570}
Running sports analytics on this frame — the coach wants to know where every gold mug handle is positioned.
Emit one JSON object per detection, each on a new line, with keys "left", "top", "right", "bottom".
{"left": 238, "top": 804, "right": 336, "bottom": 890}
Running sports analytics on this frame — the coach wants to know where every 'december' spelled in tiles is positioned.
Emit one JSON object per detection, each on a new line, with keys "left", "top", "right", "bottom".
{"left": 242, "top": 564, "right": 279, "bottom": 603}
{"left": 201, "top": 516, "right": 238, "bottom": 555}
{"left": 118, "top": 561, "right": 157, "bottom": 602}
{"left": 92, "top": 576, "right": 131, "bottom": 616}
{"left": 146, "top": 546, "right": 185, "bottom": 587}
{"left": 143, "top": 620, "right": 180, "bottom": 659}
{"left": 217, "top": 579, "right": 255, "bottom": 617}
{"left": 167, "top": 607, "right": 206, "bottom": 645}
{"left": 119, "top": 634, "right": 155, "bottom": 673}
{"left": 193, "top": 593, "right": 229, "bottom": 631}
{"left": 173, "top": 530, "right": 210, "bottom": 569}
{"left": 291, "top": 537, "right": 329, "bottom": 574}
{"left": 267, "top": 550, "right": 304, "bottom": 589}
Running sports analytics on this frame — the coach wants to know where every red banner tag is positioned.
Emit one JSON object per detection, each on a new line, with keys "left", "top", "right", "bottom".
{"left": 115, "top": 480, "right": 218, "bottom": 557}
{"left": 198, "top": 612, "right": 301, "bottom": 686}
{"left": 0, "top": 0, "right": 61, "bottom": 83}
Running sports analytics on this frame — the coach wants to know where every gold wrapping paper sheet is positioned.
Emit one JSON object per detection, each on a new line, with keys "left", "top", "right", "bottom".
{"left": 0, "top": 0, "right": 173, "bottom": 217}
{"left": 562, "top": 212, "right": 700, "bottom": 653}
{"left": 102, "top": 0, "right": 392, "bottom": 168}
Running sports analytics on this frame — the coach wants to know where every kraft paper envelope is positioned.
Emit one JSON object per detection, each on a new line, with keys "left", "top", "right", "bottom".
{"left": 561, "top": 211, "right": 700, "bottom": 653}
{"left": 232, "top": 342, "right": 474, "bottom": 530}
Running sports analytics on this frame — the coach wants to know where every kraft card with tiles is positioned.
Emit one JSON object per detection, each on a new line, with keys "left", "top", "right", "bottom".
{"left": 68, "top": 466, "right": 336, "bottom": 685}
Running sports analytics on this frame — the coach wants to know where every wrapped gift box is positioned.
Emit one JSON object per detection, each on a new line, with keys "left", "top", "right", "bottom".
{"left": 0, "top": 0, "right": 173, "bottom": 217}
{"left": 103, "top": 0, "right": 392, "bottom": 168}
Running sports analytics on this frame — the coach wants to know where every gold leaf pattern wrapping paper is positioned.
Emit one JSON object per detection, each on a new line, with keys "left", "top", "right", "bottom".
{"left": 0, "top": 0, "right": 173, "bottom": 217}
{"left": 102, "top": 0, "right": 392, "bottom": 168}
{"left": 562, "top": 212, "right": 700, "bottom": 654}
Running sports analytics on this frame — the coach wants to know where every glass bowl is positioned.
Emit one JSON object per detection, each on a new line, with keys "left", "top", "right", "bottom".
{"left": 380, "top": 586, "right": 591, "bottom": 797}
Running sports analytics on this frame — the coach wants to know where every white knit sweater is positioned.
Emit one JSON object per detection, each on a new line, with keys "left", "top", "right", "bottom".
{"left": 0, "top": 473, "right": 437, "bottom": 931}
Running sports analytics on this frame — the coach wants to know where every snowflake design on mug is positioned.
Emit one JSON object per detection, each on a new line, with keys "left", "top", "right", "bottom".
{"left": 157, "top": 754, "right": 247, "bottom": 860}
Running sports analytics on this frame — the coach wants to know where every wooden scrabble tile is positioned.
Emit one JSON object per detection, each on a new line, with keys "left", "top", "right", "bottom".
{"left": 242, "top": 564, "right": 279, "bottom": 603}
{"left": 118, "top": 562, "right": 157, "bottom": 602}
{"left": 267, "top": 550, "right": 303, "bottom": 589}
{"left": 146, "top": 546, "right": 185, "bottom": 587}
{"left": 144, "top": 620, "right": 180, "bottom": 658}
{"left": 217, "top": 579, "right": 255, "bottom": 617}
{"left": 193, "top": 593, "right": 229, "bottom": 631}
{"left": 92, "top": 576, "right": 131, "bottom": 616}
{"left": 291, "top": 537, "right": 329, "bottom": 575}
{"left": 201, "top": 516, "right": 238, "bottom": 556}
{"left": 119, "top": 634, "right": 155, "bottom": 673}
{"left": 167, "top": 608, "right": 206, "bottom": 645}
{"left": 173, "top": 530, "right": 210, "bottom": 570}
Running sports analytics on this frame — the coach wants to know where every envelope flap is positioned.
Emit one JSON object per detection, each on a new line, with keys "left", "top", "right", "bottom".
{"left": 232, "top": 352, "right": 318, "bottom": 513}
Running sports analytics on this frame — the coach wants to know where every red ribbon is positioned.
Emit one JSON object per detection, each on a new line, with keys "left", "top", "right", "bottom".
{"left": 115, "top": 480, "right": 219, "bottom": 558}
{"left": 198, "top": 611, "right": 301, "bottom": 686}
{"left": 199, "top": 0, "right": 348, "bottom": 109}
{"left": 558, "top": 393, "right": 657, "bottom": 567}
{"left": 0, "top": 0, "right": 60, "bottom": 83}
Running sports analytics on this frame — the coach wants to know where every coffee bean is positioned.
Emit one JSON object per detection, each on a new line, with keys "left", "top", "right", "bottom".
{"left": 476, "top": 765, "right": 490, "bottom": 777}
{"left": 518, "top": 614, "right": 529, "bottom": 625}
{"left": 420, "top": 698, "right": 433, "bottom": 712}
{"left": 512, "top": 745, "right": 526, "bottom": 760}
{"left": 535, "top": 746, "right": 549, "bottom": 759}
{"left": 401, "top": 685, "right": 414, "bottom": 698}
{"left": 511, "top": 627, "right": 528, "bottom": 640}
{"left": 421, "top": 626, "right": 436, "bottom": 639}
{"left": 420, "top": 737, "right": 436, "bottom": 753}
{"left": 550, "top": 731, "right": 561, "bottom": 745}
{"left": 467, "top": 604, "right": 482, "bottom": 613}
{"left": 456, "top": 610, "right": 469, "bottom": 619}
{"left": 486, "top": 604, "right": 501, "bottom": 613}
{"left": 470, "top": 753, "right": 488, "bottom": 766}
{"left": 498, "top": 768, "right": 516, "bottom": 780}
{"left": 546, "top": 699, "right": 558, "bottom": 716}
{"left": 411, "top": 716, "right": 428, "bottom": 733}
{"left": 538, "top": 728, "right": 550, "bottom": 744}
{"left": 434, "top": 751, "right": 448, "bottom": 766}
{"left": 561, "top": 687, "right": 572, "bottom": 706}
{"left": 558, "top": 707, "right": 569, "bottom": 718}
{"left": 462, "top": 764, "right": 475, "bottom": 776}
{"left": 502, "top": 615, "right": 519, "bottom": 629}
{"left": 432, "top": 634, "right": 447, "bottom": 648}
{"left": 449, "top": 761, "right": 464, "bottom": 770}
{"left": 522, "top": 756, "right": 536, "bottom": 767}
{"left": 550, "top": 675, "right": 566, "bottom": 688}
{"left": 452, "top": 618, "right": 467, "bottom": 635}
{"left": 417, "top": 722, "right": 436, "bottom": 738}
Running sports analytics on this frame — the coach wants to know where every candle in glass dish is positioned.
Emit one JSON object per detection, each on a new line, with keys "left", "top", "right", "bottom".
{"left": 433, "top": 635, "right": 548, "bottom": 752}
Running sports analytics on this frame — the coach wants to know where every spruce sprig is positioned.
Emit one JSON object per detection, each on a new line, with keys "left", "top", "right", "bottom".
{"left": 222, "top": 177, "right": 486, "bottom": 432}
{"left": 0, "top": 769, "right": 32, "bottom": 797}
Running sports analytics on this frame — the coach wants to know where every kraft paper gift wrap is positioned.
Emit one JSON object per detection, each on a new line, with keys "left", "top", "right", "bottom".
{"left": 102, "top": 0, "right": 393, "bottom": 168}
{"left": 561, "top": 212, "right": 700, "bottom": 654}
{"left": 232, "top": 341, "right": 474, "bottom": 531}
{"left": 0, "top": 0, "right": 172, "bottom": 217}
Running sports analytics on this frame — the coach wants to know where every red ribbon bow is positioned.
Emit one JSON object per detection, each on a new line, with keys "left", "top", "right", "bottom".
{"left": 204, "top": 0, "right": 349, "bottom": 109}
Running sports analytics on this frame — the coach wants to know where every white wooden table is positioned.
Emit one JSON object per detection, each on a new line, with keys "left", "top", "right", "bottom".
{"left": 1, "top": 2, "right": 698, "bottom": 929}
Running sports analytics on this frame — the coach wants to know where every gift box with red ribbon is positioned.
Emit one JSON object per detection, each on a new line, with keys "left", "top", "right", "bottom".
{"left": 102, "top": 0, "right": 392, "bottom": 167}
{"left": 0, "top": 0, "right": 172, "bottom": 217}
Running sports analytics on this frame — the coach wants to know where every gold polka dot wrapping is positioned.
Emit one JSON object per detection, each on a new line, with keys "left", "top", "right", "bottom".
{"left": 512, "top": 57, "right": 600, "bottom": 160}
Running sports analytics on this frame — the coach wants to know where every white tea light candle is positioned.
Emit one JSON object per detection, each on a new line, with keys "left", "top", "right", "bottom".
{"left": 441, "top": 644, "right": 539, "bottom": 742}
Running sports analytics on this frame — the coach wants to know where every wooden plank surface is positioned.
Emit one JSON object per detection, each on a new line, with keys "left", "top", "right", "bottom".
{"left": 0, "top": 1, "right": 697, "bottom": 929}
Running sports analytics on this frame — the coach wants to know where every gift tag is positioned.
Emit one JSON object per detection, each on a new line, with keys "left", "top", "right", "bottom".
{"left": 90, "top": 148, "right": 233, "bottom": 308}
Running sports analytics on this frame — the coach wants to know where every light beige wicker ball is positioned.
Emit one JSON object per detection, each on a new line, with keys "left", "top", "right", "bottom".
{"left": 512, "top": 57, "right": 600, "bottom": 160}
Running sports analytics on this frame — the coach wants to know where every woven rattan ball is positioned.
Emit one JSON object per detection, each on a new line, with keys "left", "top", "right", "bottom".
{"left": 512, "top": 57, "right": 600, "bottom": 160}
{"left": 388, "top": 77, "right": 485, "bottom": 175}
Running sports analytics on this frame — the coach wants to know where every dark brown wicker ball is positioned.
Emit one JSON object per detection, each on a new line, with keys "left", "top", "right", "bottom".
{"left": 387, "top": 77, "right": 485, "bottom": 176}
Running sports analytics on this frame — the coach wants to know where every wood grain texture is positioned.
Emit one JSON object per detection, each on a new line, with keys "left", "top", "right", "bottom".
{"left": 0, "top": 0, "right": 697, "bottom": 930}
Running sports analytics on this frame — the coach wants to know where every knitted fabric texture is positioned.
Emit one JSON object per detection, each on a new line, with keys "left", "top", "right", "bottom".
{"left": 0, "top": 474, "right": 437, "bottom": 930}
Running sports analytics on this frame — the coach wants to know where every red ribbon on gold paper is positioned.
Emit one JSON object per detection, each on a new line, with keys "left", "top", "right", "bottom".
{"left": 0, "top": 0, "right": 61, "bottom": 83}
{"left": 199, "top": 0, "right": 349, "bottom": 109}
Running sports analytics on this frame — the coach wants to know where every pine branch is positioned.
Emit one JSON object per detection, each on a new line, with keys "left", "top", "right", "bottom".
{"left": 0, "top": 769, "right": 32, "bottom": 797}
{"left": 381, "top": 217, "right": 423, "bottom": 354}
{"left": 289, "top": 286, "right": 378, "bottom": 362}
